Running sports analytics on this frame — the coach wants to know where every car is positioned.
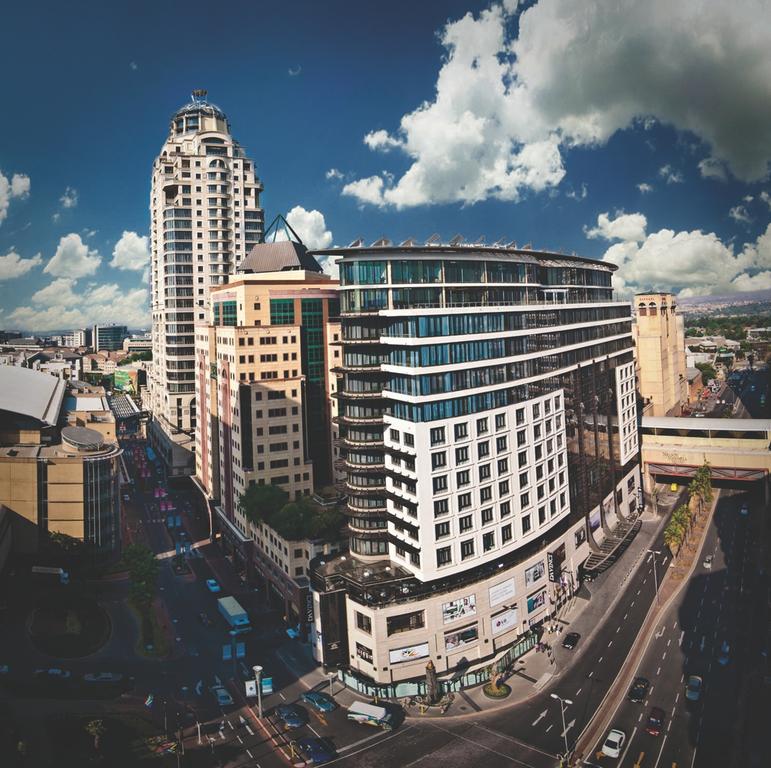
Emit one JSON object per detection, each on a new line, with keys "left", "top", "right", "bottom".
{"left": 122, "top": 493, "right": 130, "bottom": 502}
{"left": 0, "top": 664, "right": 9, "bottom": 675}
{"left": 644, "top": 707, "right": 666, "bottom": 736}
{"left": 685, "top": 675, "right": 703, "bottom": 701}
{"left": 35, "top": 667, "right": 71, "bottom": 679}
{"left": 562, "top": 632, "right": 581, "bottom": 650}
{"left": 301, "top": 690, "right": 338, "bottom": 712}
{"left": 602, "top": 728, "right": 626, "bottom": 758}
{"left": 739, "top": 504, "right": 749, "bottom": 516}
{"left": 718, "top": 640, "right": 730, "bottom": 665}
{"left": 205, "top": 579, "right": 221, "bottom": 593}
{"left": 297, "top": 737, "right": 336, "bottom": 765}
{"left": 211, "top": 685, "right": 233, "bottom": 707}
{"left": 83, "top": 672, "right": 124, "bottom": 683}
{"left": 703, "top": 554, "right": 714, "bottom": 569}
{"left": 274, "top": 704, "right": 306, "bottom": 729}
{"left": 198, "top": 611, "right": 213, "bottom": 627}
{"left": 627, "top": 676, "right": 650, "bottom": 703}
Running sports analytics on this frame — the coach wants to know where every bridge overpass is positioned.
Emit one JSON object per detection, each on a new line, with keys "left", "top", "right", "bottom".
{"left": 641, "top": 416, "right": 771, "bottom": 503}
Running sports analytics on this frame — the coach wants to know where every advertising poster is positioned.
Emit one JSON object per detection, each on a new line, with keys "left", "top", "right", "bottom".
{"left": 389, "top": 642, "right": 430, "bottom": 664}
{"left": 524, "top": 560, "right": 545, "bottom": 587}
{"left": 441, "top": 594, "right": 477, "bottom": 624}
{"left": 356, "top": 642, "right": 373, "bottom": 663}
{"left": 444, "top": 624, "right": 479, "bottom": 652}
{"left": 574, "top": 527, "right": 587, "bottom": 547}
{"left": 489, "top": 577, "right": 516, "bottom": 607}
{"left": 491, "top": 608, "right": 518, "bottom": 636}
{"left": 527, "top": 589, "right": 547, "bottom": 614}
{"left": 589, "top": 509, "right": 601, "bottom": 532}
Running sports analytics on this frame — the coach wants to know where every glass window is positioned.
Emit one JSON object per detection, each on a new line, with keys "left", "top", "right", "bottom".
{"left": 390, "top": 429, "right": 400, "bottom": 443}
{"left": 457, "top": 470, "right": 471, "bottom": 487}
{"left": 341, "top": 260, "right": 387, "bottom": 285}
{"left": 532, "top": 403, "right": 540, "bottom": 419}
{"left": 479, "top": 463, "right": 491, "bottom": 481}
{"left": 480, "top": 485, "right": 492, "bottom": 503}
{"left": 495, "top": 413, "right": 506, "bottom": 429}
{"left": 481, "top": 507, "right": 494, "bottom": 525}
{"left": 483, "top": 532, "right": 495, "bottom": 552}
{"left": 386, "top": 610, "right": 425, "bottom": 636}
{"left": 269, "top": 298, "right": 295, "bottom": 325}
{"left": 461, "top": 539, "right": 475, "bottom": 560}
{"left": 496, "top": 435, "right": 508, "bottom": 453}
{"left": 500, "top": 500, "right": 511, "bottom": 517}
{"left": 404, "top": 433, "right": 415, "bottom": 447}
{"left": 517, "top": 430, "right": 526, "bottom": 447}
{"left": 435, "top": 521, "right": 450, "bottom": 539}
{"left": 433, "top": 475, "right": 448, "bottom": 493}
{"left": 476, "top": 417, "right": 489, "bottom": 435}
{"left": 518, "top": 451, "right": 527, "bottom": 468}
{"left": 454, "top": 422, "right": 468, "bottom": 440}
{"left": 478, "top": 441, "right": 490, "bottom": 459}
{"left": 437, "top": 547, "right": 452, "bottom": 567}
{"left": 501, "top": 524, "right": 512, "bottom": 543}
{"left": 458, "top": 492, "right": 472, "bottom": 510}
{"left": 522, "top": 515, "right": 532, "bottom": 534}
{"left": 431, "top": 451, "right": 447, "bottom": 470}
{"left": 459, "top": 515, "right": 473, "bottom": 533}
{"left": 434, "top": 498, "right": 449, "bottom": 516}
{"left": 520, "top": 492, "right": 530, "bottom": 508}
{"left": 538, "top": 506, "right": 546, "bottom": 525}
{"left": 430, "top": 426, "right": 446, "bottom": 446}
{"left": 498, "top": 457, "right": 509, "bottom": 474}
{"left": 498, "top": 480, "right": 510, "bottom": 496}
{"left": 456, "top": 446, "right": 469, "bottom": 464}
{"left": 356, "top": 612, "right": 372, "bottom": 634}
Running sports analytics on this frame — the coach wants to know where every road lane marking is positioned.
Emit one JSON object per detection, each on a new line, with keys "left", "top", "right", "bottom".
{"left": 236, "top": 734, "right": 243, "bottom": 743}
{"left": 608, "top": 640, "right": 613, "bottom": 647}
{"left": 679, "top": 631, "right": 684, "bottom": 645}
{"left": 636, "top": 589, "right": 641, "bottom": 596}
{"left": 337, "top": 729, "right": 392, "bottom": 753}
{"left": 598, "top": 656, "right": 603, "bottom": 663}
{"left": 656, "top": 666, "right": 661, "bottom": 675}
{"left": 546, "top": 724, "right": 553, "bottom": 732}
{"left": 531, "top": 710, "right": 548, "bottom": 726}
{"left": 674, "top": 692, "right": 679, "bottom": 704}
{"left": 246, "top": 749, "right": 254, "bottom": 758}
{"left": 616, "top": 626, "right": 621, "bottom": 634}
{"left": 619, "top": 726, "right": 637, "bottom": 765}
{"left": 279, "top": 692, "right": 286, "bottom": 700}
{"left": 245, "top": 725, "right": 254, "bottom": 735}
{"left": 576, "top": 688, "right": 582, "bottom": 696}
{"left": 662, "top": 651, "right": 667, "bottom": 660}
{"left": 624, "top": 613, "right": 628, "bottom": 620}
{"left": 308, "top": 725, "right": 321, "bottom": 737}
{"left": 588, "top": 671, "right": 593, "bottom": 678}
{"left": 667, "top": 639, "right": 671, "bottom": 647}
{"left": 649, "top": 686, "right": 654, "bottom": 696}
{"left": 638, "top": 713, "right": 643, "bottom": 722}
{"left": 653, "top": 735, "right": 668, "bottom": 768}
{"left": 631, "top": 600, "right": 636, "bottom": 607}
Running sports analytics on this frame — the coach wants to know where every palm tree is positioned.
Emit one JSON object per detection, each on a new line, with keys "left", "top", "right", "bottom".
{"left": 85, "top": 719, "right": 106, "bottom": 752}
{"left": 664, "top": 519, "right": 683, "bottom": 556}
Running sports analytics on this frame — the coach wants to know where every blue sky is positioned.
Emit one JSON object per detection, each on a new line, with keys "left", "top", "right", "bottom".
{"left": 1, "top": 0, "right": 770, "bottom": 331}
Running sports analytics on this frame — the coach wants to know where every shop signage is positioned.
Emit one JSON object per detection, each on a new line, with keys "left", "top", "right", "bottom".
{"left": 388, "top": 642, "right": 430, "bottom": 664}
{"left": 547, "top": 552, "right": 559, "bottom": 583}
{"left": 526, "top": 589, "right": 547, "bottom": 614}
{"left": 524, "top": 560, "right": 545, "bottom": 587}
{"left": 489, "top": 577, "right": 516, "bottom": 607}
{"left": 441, "top": 594, "right": 477, "bottom": 624}
{"left": 445, "top": 624, "right": 478, "bottom": 651}
{"left": 491, "top": 608, "right": 518, "bottom": 636}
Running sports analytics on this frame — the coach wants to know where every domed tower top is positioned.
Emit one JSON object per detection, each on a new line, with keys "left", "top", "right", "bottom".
{"left": 169, "top": 89, "right": 230, "bottom": 136}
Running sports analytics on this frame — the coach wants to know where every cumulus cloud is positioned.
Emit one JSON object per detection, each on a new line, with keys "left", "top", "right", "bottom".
{"left": 595, "top": 211, "right": 771, "bottom": 296}
{"left": 0, "top": 170, "right": 30, "bottom": 224}
{"left": 585, "top": 212, "right": 648, "bottom": 243}
{"left": 110, "top": 230, "right": 150, "bottom": 271}
{"left": 279, "top": 206, "right": 333, "bottom": 250}
{"left": 344, "top": 0, "right": 771, "bottom": 208}
{"left": 129, "top": 61, "right": 138, "bottom": 71}
{"left": 698, "top": 157, "right": 728, "bottom": 180}
{"left": 761, "top": 191, "right": 771, "bottom": 210}
{"left": 44, "top": 233, "right": 101, "bottom": 278}
{"left": 566, "top": 183, "right": 588, "bottom": 201}
{"left": 9, "top": 279, "right": 150, "bottom": 331}
{"left": 59, "top": 187, "right": 78, "bottom": 209}
{"left": 729, "top": 205, "right": 751, "bottom": 224}
{"left": 325, "top": 168, "right": 344, "bottom": 181}
{"left": 637, "top": 183, "right": 654, "bottom": 194}
{"left": 0, "top": 249, "right": 42, "bottom": 281}
{"left": 658, "top": 165, "right": 684, "bottom": 185}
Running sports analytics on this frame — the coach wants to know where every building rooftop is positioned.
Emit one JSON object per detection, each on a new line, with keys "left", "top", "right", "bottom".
{"left": 239, "top": 240, "right": 322, "bottom": 274}
{"left": 0, "top": 366, "right": 66, "bottom": 426}
{"left": 642, "top": 416, "right": 771, "bottom": 433}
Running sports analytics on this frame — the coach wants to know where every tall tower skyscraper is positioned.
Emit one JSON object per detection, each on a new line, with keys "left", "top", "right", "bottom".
{"left": 147, "top": 90, "right": 264, "bottom": 476}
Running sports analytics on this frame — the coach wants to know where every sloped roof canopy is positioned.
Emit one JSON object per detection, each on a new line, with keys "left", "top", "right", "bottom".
{"left": 238, "top": 240, "right": 322, "bottom": 274}
{"left": 0, "top": 365, "right": 66, "bottom": 426}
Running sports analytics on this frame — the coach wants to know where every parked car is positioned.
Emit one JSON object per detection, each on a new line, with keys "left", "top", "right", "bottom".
{"left": 718, "top": 641, "right": 730, "bottom": 665}
{"left": 702, "top": 554, "right": 714, "bottom": 569}
{"left": 739, "top": 504, "right": 749, "bottom": 516}
{"left": 644, "top": 707, "right": 666, "bottom": 736}
{"left": 198, "top": 612, "right": 213, "bottom": 627}
{"left": 83, "top": 672, "right": 124, "bottom": 683}
{"left": 685, "top": 675, "right": 703, "bottom": 701}
{"left": 627, "top": 677, "right": 650, "bottom": 703}
{"left": 275, "top": 704, "right": 306, "bottom": 730}
{"left": 0, "top": 664, "right": 9, "bottom": 675}
{"left": 211, "top": 685, "right": 233, "bottom": 707}
{"left": 35, "top": 668, "right": 71, "bottom": 680}
{"left": 301, "top": 690, "right": 337, "bottom": 712}
{"left": 297, "top": 737, "right": 336, "bottom": 765}
{"left": 205, "top": 579, "right": 221, "bottom": 593}
{"left": 602, "top": 728, "right": 626, "bottom": 758}
{"left": 561, "top": 632, "right": 581, "bottom": 650}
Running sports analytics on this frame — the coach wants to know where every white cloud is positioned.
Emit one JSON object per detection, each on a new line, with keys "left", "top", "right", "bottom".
{"left": 345, "top": 0, "right": 771, "bottom": 208}
{"left": 600, "top": 215, "right": 771, "bottom": 297}
{"left": 82, "top": 228, "right": 98, "bottom": 239}
{"left": 282, "top": 206, "right": 333, "bottom": 250}
{"left": 585, "top": 211, "right": 648, "bottom": 243}
{"left": 729, "top": 204, "right": 751, "bottom": 224}
{"left": 658, "top": 165, "right": 684, "bottom": 185}
{"left": 342, "top": 175, "right": 386, "bottom": 206}
{"left": 325, "top": 168, "right": 344, "bottom": 181}
{"left": 698, "top": 156, "right": 728, "bottom": 180}
{"left": 288, "top": 65, "right": 302, "bottom": 77}
{"left": 110, "top": 230, "right": 150, "bottom": 271}
{"left": 129, "top": 61, "right": 138, "bottom": 71}
{"left": 566, "top": 183, "right": 588, "bottom": 200}
{"left": 0, "top": 250, "right": 42, "bottom": 281}
{"left": 637, "top": 183, "right": 653, "bottom": 194}
{"left": 9, "top": 279, "right": 150, "bottom": 331}
{"left": 44, "top": 233, "right": 101, "bottom": 278}
{"left": 0, "top": 170, "right": 30, "bottom": 224}
{"left": 59, "top": 186, "right": 78, "bottom": 209}
{"left": 761, "top": 191, "right": 771, "bottom": 209}
{"left": 51, "top": 212, "right": 61, "bottom": 223}
{"left": 363, "top": 130, "right": 403, "bottom": 153}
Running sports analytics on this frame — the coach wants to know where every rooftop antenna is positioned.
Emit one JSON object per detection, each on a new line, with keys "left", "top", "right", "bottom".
{"left": 506, "top": 241, "right": 518, "bottom": 248}
{"left": 492, "top": 237, "right": 508, "bottom": 247}
{"left": 425, "top": 233, "right": 441, "bottom": 246}
{"left": 191, "top": 88, "right": 207, "bottom": 101}
{"left": 347, "top": 238, "right": 364, "bottom": 248}
{"left": 263, "top": 213, "right": 303, "bottom": 244}
{"left": 371, "top": 237, "right": 392, "bottom": 247}
{"left": 449, "top": 234, "right": 465, "bottom": 247}
{"left": 399, "top": 237, "right": 417, "bottom": 247}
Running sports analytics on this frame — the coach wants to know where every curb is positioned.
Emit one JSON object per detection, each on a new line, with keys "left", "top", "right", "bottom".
{"left": 572, "top": 492, "right": 720, "bottom": 762}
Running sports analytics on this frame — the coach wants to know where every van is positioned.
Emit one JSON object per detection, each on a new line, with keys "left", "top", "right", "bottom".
{"left": 347, "top": 701, "right": 394, "bottom": 731}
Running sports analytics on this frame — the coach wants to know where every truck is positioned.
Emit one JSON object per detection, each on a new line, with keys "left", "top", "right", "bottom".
{"left": 217, "top": 596, "right": 251, "bottom": 633}
{"left": 346, "top": 701, "right": 394, "bottom": 731}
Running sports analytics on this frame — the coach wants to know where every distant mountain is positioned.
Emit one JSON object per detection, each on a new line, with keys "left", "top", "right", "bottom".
{"left": 678, "top": 288, "right": 771, "bottom": 305}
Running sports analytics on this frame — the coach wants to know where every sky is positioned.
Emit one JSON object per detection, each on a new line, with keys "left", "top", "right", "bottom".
{"left": 1, "top": 0, "right": 771, "bottom": 332}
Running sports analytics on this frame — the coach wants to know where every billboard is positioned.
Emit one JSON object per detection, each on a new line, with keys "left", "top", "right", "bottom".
{"left": 491, "top": 608, "right": 518, "bottom": 636}
{"left": 445, "top": 624, "right": 479, "bottom": 652}
{"left": 589, "top": 509, "right": 601, "bottom": 532}
{"left": 441, "top": 594, "right": 477, "bottom": 624}
{"left": 489, "top": 577, "right": 516, "bottom": 607}
{"left": 527, "top": 590, "right": 547, "bottom": 614}
{"left": 114, "top": 369, "right": 133, "bottom": 393}
{"left": 524, "top": 560, "right": 545, "bottom": 587}
{"left": 389, "top": 642, "right": 430, "bottom": 665}
{"left": 574, "top": 526, "right": 587, "bottom": 548}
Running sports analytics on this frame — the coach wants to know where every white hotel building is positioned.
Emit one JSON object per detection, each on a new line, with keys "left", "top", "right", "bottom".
{"left": 310, "top": 242, "right": 640, "bottom": 694}
{"left": 146, "top": 91, "right": 264, "bottom": 476}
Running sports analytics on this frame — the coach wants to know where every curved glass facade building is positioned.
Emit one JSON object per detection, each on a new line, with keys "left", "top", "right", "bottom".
{"left": 311, "top": 243, "right": 641, "bottom": 692}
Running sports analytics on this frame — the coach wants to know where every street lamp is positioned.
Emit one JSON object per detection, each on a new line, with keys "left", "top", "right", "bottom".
{"left": 647, "top": 549, "right": 661, "bottom": 604}
{"left": 253, "top": 665, "right": 263, "bottom": 719}
{"left": 328, "top": 671, "right": 336, "bottom": 697}
{"left": 550, "top": 693, "right": 573, "bottom": 761}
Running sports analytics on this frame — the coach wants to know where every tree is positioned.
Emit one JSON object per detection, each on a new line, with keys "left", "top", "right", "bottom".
{"left": 695, "top": 362, "right": 717, "bottom": 384}
{"left": 672, "top": 505, "right": 692, "bottom": 545}
{"left": 239, "top": 484, "right": 288, "bottom": 526}
{"left": 664, "top": 518, "right": 684, "bottom": 556}
{"left": 123, "top": 543, "right": 158, "bottom": 610}
{"left": 85, "top": 719, "right": 106, "bottom": 752}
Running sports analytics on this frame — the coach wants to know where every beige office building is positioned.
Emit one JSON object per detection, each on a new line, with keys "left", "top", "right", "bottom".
{"left": 147, "top": 90, "right": 264, "bottom": 477}
{"left": 634, "top": 293, "right": 688, "bottom": 416}
{"left": 194, "top": 240, "right": 342, "bottom": 623}
{"left": 0, "top": 367, "right": 122, "bottom": 554}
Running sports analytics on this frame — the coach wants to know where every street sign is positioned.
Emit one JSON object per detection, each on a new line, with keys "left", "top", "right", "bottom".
{"left": 235, "top": 642, "right": 246, "bottom": 659}
{"left": 222, "top": 645, "right": 232, "bottom": 660}
{"left": 245, "top": 680, "right": 257, "bottom": 698}
{"left": 261, "top": 676, "right": 273, "bottom": 694}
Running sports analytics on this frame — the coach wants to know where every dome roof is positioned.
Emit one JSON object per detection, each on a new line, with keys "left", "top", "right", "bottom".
{"left": 171, "top": 89, "right": 227, "bottom": 123}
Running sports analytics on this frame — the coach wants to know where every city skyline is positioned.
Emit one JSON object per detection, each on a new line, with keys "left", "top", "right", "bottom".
{"left": 1, "top": 0, "right": 770, "bottom": 332}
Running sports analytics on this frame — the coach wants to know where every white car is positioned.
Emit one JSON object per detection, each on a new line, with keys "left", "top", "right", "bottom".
{"left": 739, "top": 504, "right": 749, "bottom": 516}
{"left": 35, "top": 667, "right": 71, "bottom": 679}
{"left": 703, "top": 554, "right": 714, "bottom": 569}
{"left": 602, "top": 728, "right": 626, "bottom": 758}
{"left": 211, "top": 685, "right": 233, "bottom": 707}
{"left": 83, "top": 672, "right": 124, "bottom": 683}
